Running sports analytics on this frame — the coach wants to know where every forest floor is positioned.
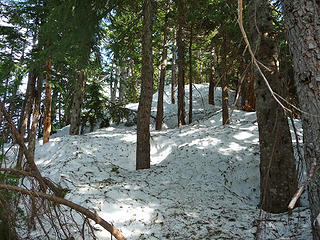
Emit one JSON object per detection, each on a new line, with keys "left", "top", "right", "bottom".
{"left": 16, "top": 84, "right": 312, "bottom": 239}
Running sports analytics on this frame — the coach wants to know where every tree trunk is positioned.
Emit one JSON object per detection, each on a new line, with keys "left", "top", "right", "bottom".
{"left": 43, "top": 61, "right": 52, "bottom": 144}
{"left": 110, "top": 63, "right": 117, "bottom": 104}
{"left": 177, "top": 0, "right": 186, "bottom": 126}
{"left": 188, "top": 25, "right": 193, "bottom": 124}
{"left": 221, "top": 33, "right": 229, "bottom": 125}
{"left": 1, "top": 79, "right": 10, "bottom": 143}
{"left": 28, "top": 73, "right": 42, "bottom": 157}
{"left": 16, "top": 71, "right": 36, "bottom": 168}
{"left": 58, "top": 92, "right": 62, "bottom": 126}
{"left": 250, "top": 0, "right": 298, "bottom": 213}
{"left": 282, "top": 0, "right": 320, "bottom": 238}
{"left": 51, "top": 84, "right": 58, "bottom": 127}
{"left": 130, "top": 60, "right": 137, "bottom": 102}
{"left": 136, "top": 0, "right": 154, "bottom": 170}
{"left": 155, "top": 0, "right": 169, "bottom": 131}
{"left": 208, "top": 44, "right": 215, "bottom": 105}
{"left": 119, "top": 66, "right": 127, "bottom": 104}
{"left": 70, "top": 70, "right": 86, "bottom": 135}
{"left": 247, "top": 70, "right": 255, "bottom": 110}
{"left": 171, "top": 30, "right": 177, "bottom": 104}
{"left": 198, "top": 49, "right": 203, "bottom": 83}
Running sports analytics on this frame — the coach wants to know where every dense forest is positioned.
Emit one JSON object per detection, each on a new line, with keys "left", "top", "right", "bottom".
{"left": 1, "top": 0, "right": 320, "bottom": 239}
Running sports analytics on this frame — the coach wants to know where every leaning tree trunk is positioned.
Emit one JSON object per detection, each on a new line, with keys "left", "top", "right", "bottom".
{"left": 43, "top": 60, "right": 52, "bottom": 144}
{"left": 136, "top": 0, "right": 154, "bottom": 170}
{"left": 250, "top": 0, "right": 298, "bottom": 213}
{"left": 70, "top": 70, "right": 86, "bottom": 135}
{"left": 155, "top": 0, "right": 170, "bottom": 131}
{"left": 281, "top": 0, "right": 320, "bottom": 238}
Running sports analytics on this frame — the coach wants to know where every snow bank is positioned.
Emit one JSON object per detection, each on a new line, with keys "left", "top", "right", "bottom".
{"left": 27, "top": 84, "right": 311, "bottom": 239}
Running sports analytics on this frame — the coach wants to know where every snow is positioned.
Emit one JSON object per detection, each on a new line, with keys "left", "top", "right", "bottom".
{"left": 28, "top": 84, "right": 311, "bottom": 239}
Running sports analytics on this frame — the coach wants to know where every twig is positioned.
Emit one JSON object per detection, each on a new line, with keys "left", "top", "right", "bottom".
{"left": 288, "top": 159, "right": 317, "bottom": 210}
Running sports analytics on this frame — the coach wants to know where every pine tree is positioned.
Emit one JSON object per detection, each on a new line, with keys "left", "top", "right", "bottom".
{"left": 136, "top": 0, "right": 154, "bottom": 170}
{"left": 282, "top": 0, "right": 320, "bottom": 238}
{"left": 248, "top": 0, "right": 298, "bottom": 213}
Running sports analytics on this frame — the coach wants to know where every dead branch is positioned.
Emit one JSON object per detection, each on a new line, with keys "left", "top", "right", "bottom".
{"left": 0, "top": 184, "right": 126, "bottom": 240}
{"left": 288, "top": 159, "right": 317, "bottom": 210}
{"left": 0, "top": 102, "right": 62, "bottom": 196}
{"left": 0, "top": 167, "right": 34, "bottom": 177}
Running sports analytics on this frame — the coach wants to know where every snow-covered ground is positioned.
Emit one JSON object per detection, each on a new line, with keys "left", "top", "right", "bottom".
{"left": 18, "top": 84, "right": 311, "bottom": 239}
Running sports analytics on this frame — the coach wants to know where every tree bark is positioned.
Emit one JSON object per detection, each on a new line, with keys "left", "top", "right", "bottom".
{"left": 198, "top": 49, "right": 203, "bottom": 83}
{"left": 249, "top": 0, "right": 298, "bottom": 213}
{"left": 208, "top": 42, "right": 215, "bottom": 105}
{"left": 130, "top": 60, "right": 137, "bottom": 102}
{"left": 281, "top": 0, "right": 320, "bottom": 238}
{"left": 28, "top": 73, "right": 42, "bottom": 156}
{"left": 70, "top": 70, "right": 86, "bottom": 135}
{"left": 43, "top": 60, "right": 52, "bottom": 144}
{"left": 221, "top": 33, "right": 230, "bottom": 125}
{"left": 110, "top": 63, "right": 117, "bottom": 104}
{"left": 247, "top": 70, "right": 255, "bottom": 110}
{"left": 155, "top": 0, "right": 170, "bottom": 131}
{"left": 136, "top": 0, "right": 154, "bottom": 170}
{"left": 119, "top": 66, "right": 127, "bottom": 104}
{"left": 171, "top": 30, "right": 177, "bottom": 104}
{"left": 177, "top": 0, "right": 186, "bottom": 126}
{"left": 16, "top": 71, "right": 37, "bottom": 168}
{"left": 188, "top": 25, "right": 193, "bottom": 124}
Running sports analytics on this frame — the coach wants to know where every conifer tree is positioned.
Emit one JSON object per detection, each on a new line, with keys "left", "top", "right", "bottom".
{"left": 248, "top": 0, "right": 298, "bottom": 213}
{"left": 136, "top": 0, "right": 154, "bottom": 170}
{"left": 281, "top": 0, "right": 320, "bottom": 238}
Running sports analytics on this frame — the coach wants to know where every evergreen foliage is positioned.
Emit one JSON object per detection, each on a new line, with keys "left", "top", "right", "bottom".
{"left": 1, "top": 0, "right": 319, "bottom": 238}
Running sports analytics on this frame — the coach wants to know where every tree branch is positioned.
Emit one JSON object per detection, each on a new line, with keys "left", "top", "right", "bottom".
{"left": 0, "top": 184, "right": 126, "bottom": 240}
{"left": 0, "top": 101, "right": 62, "bottom": 196}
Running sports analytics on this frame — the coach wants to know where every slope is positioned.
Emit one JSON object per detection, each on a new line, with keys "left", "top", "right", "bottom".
{"left": 31, "top": 84, "right": 311, "bottom": 239}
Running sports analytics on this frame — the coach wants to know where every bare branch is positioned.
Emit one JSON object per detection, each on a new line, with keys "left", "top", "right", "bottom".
{"left": 288, "top": 159, "right": 317, "bottom": 210}
{"left": 0, "top": 101, "right": 62, "bottom": 196}
{"left": 237, "top": 0, "right": 289, "bottom": 112}
{"left": 0, "top": 184, "right": 126, "bottom": 240}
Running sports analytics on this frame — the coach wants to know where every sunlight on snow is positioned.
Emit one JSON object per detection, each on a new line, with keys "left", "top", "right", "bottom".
{"left": 97, "top": 202, "right": 155, "bottom": 239}
{"left": 233, "top": 131, "right": 254, "bottom": 140}
{"left": 178, "top": 127, "right": 202, "bottom": 137}
{"left": 188, "top": 137, "right": 220, "bottom": 149}
{"left": 219, "top": 142, "right": 246, "bottom": 155}
{"left": 121, "top": 134, "right": 136, "bottom": 143}
{"left": 151, "top": 144, "right": 173, "bottom": 164}
{"left": 25, "top": 83, "right": 311, "bottom": 239}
